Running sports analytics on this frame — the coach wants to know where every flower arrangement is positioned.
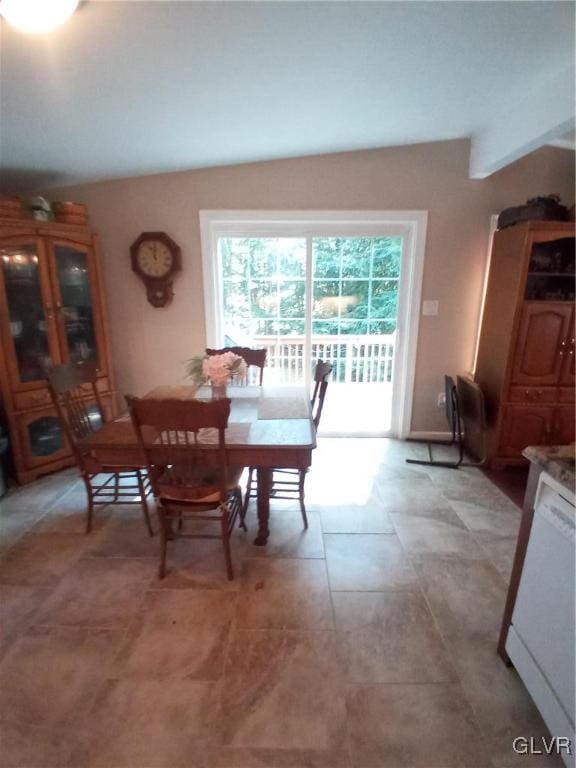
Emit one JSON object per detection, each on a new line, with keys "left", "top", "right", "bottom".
{"left": 186, "top": 351, "right": 247, "bottom": 387}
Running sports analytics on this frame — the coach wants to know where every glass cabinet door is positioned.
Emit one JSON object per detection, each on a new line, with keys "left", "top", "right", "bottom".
{"left": 27, "top": 414, "right": 65, "bottom": 459}
{"left": 18, "top": 401, "right": 107, "bottom": 470}
{"left": 50, "top": 242, "right": 104, "bottom": 371}
{"left": 0, "top": 241, "right": 59, "bottom": 386}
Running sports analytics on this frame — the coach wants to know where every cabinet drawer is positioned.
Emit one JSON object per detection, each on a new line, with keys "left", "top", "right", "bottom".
{"left": 80, "top": 377, "right": 109, "bottom": 396}
{"left": 13, "top": 377, "right": 110, "bottom": 412}
{"left": 509, "top": 386, "right": 557, "bottom": 404}
{"left": 558, "top": 387, "right": 575, "bottom": 404}
{"left": 498, "top": 404, "right": 554, "bottom": 458}
{"left": 15, "top": 406, "right": 70, "bottom": 469}
{"left": 13, "top": 388, "right": 52, "bottom": 412}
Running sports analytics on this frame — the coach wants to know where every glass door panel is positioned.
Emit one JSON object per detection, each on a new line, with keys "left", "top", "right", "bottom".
{"left": 0, "top": 242, "right": 57, "bottom": 385}
{"left": 525, "top": 237, "right": 575, "bottom": 301}
{"left": 51, "top": 243, "right": 99, "bottom": 367}
{"left": 311, "top": 236, "right": 402, "bottom": 434}
{"left": 220, "top": 237, "right": 307, "bottom": 383}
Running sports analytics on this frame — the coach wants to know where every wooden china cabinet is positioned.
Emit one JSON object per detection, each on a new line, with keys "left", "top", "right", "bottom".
{"left": 0, "top": 217, "right": 115, "bottom": 484}
{"left": 475, "top": 220, "right": 575, "bottom": 468}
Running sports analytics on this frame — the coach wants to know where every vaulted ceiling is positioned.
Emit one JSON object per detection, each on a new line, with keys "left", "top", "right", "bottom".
{"left": 0, "top": 0, "right": 574, "bottom": 192}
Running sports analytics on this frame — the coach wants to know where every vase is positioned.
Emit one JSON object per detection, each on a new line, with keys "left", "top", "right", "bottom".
{"left": 211, "top": 382, "right": 227, "bottom": 399}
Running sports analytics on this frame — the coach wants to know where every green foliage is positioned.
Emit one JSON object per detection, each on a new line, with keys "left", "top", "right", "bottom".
{"left": 220, "top": 236, "right": 402, "bottom": 339}
{"left": 185, "top": 356, "right": 205, "bottom": 384}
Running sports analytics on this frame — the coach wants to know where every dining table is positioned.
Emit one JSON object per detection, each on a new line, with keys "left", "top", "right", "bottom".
{"left": 81, "top": 384, "right": 317, "bottom": 545}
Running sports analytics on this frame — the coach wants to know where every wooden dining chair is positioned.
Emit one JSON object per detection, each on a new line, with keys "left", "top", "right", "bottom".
{"left": 205, "top": 346, "right": 267, "bottom": 386}
{"left": 47, "top": 362, "right": 153, "bottom": 535}
{"left": 126, "top": 395, "right": 245, "bottom": 580}
{"left": 243, "top": 360, "right": 333, "bottom": 527}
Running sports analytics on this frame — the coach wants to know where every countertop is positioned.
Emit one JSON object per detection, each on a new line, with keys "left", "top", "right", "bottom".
{"left": 522, "top": 445, "right": 575, "bottom": 494}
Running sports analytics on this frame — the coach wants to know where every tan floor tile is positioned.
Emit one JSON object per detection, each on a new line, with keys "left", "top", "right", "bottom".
{"left": 392, "top": 516, "right": 485, "bottom": 559}
{"left": 0, "top": 439, "right": 554, "bottom": 768}
{"left": 451, "top": 638, "right": 564, "bottom": 768}
{"left": 0, "top": 508, "right": 47, "bottom": 557}
{"left": 30, "top": 488, "right": 106, "bottom": 535}
{"left": 220, "top": 630, "right": 348, "bottom": 766}
{"left": 325, "top": 533, "right": 417, "bottom": 591}
{"left": 0, "top": 584, "right": 50, "bottom": 661}
{"left": 0, "top": 472, "right": 78, "bottom": 516}
{"left": 306, "top": 462, "right": 383, "bottom": 508}
{"left": 412, "top": 556, "right": 506, "bottom": 647}
{"left": 374, "top": 478, "right": 463, "bottom": 523}
{"left": 113, "top": 589, "right": 237, "bottom": 680}
{"left": 333, "top": 591, "right": 455, "bottom": 683}
{"left": 88, "top": 515, "right": 158, "bottom": 558}
{"left": 236, "top": 558, "right": 333, "bottom": 630}
{"left": 0, "top": 533, "right": 86, "bottom": 587}
{"left": 151, "top": 538, "right": 240, "bottom": 590}
{"left": 319, "top": 504, "right": 395, "bottom": 534}
{"left": 0, "top": 625, "right": 122, "bottom": 727}
{"left": 423, "top": 465, "right": 492, "bottom": 488}
{"left": 432, "top": 474, "right": 516, "bottom": 509}
{"left": 450, "top": 500, "right": 521, "bottom": 537}
{"left": 472, "top": 532, "right": 517, "bottom": 583}
{"left": 69, "top": 679, "right": 221, "bottom": 768}
{"left": 236, "top": 506, "right": 325, "bottom": 559}
{"left": 0, "top": 719, "right": 76, "bottom": 768}
{"left": 347, "top": 683, "right": 488, "bottom": 767}
{"left": 37, "top": 557, "right": 155, "bottom": 628}
{"left": 374, "top": 464, "right": 432, "bottom": 482}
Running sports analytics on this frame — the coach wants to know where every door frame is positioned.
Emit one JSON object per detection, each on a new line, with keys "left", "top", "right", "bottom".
{"left": 199, "top": 210, "right": 428, "bottom": 438}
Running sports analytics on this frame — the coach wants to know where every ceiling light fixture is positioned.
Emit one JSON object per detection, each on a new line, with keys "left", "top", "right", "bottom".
{"left": 0, "top": 0, "right": 79, "bottom": 34}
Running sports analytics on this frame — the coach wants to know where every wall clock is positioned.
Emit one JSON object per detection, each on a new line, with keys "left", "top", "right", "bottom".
{"left": 130, "top": 231, "right": 182, "bottom": 308}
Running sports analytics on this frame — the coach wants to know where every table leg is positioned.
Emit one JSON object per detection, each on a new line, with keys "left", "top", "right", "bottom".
{"left": 254, "top": 467, "right": 272, "bottom": 546}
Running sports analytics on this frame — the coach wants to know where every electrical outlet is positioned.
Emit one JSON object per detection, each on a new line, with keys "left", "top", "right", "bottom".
{"left": 437, "top": 392, "right": 446, "bottom": 408}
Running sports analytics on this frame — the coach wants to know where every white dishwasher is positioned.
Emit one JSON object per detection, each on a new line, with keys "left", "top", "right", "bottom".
{"left": 506, "top": 471, "right": 575, "bottom": 768}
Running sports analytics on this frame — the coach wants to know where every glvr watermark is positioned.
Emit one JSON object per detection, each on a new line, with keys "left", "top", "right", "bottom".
{"left": 513, "top": 736, "right": 573, "bottom": 756}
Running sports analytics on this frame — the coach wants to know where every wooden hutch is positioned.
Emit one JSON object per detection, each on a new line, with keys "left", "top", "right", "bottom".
{"left": 0, "top": 215, "right": 116, "bottom": 484}
{"left": 475, "top": 220, "right": 575, "bottom": 468}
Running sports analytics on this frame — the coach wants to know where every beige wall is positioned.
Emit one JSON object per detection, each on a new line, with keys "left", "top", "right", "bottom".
{"left": 51, "top": 140, "right": 574, "bottom": 432}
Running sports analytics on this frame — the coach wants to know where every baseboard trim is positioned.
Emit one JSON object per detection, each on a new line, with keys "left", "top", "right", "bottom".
{"left": 406, "top": 431, "right": 453, "bottom": 441}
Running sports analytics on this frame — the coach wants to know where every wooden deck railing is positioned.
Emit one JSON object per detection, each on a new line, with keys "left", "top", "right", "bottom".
{"left": 251, "top": 334, "right": 396, "bottom": 384}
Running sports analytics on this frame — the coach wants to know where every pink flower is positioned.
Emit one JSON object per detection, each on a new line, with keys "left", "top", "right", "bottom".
{"left": 201, "top": 352, "right": 247, "bottom": 386}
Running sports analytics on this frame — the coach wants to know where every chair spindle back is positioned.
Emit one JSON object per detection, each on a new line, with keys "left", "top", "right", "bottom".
{"left": 311, "top": 360, "right": 333, "bottom": 429}
{"left": 47, "top": 363, "right": 105, "bottom": 466}
{"left": 126, "top": 396, "right": 232, "bottom": 502}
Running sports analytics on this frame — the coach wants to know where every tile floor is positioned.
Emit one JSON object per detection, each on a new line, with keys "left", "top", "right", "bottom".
{"left": 0, "top": 438, "right": 562, "bottom": 768}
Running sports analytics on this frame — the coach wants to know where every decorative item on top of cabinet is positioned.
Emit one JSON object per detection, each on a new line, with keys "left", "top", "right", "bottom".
{"left": 130, "top": 232, "right": 182, "bottom": 308}
{"left": 497, "top": 194, "right": 570, "bottom": 230}
{"left": 474, "top": 220, "right": 575, "bottom": 468}
{"left": 0, "top": 213, "right": 115, "bottom": 484}
{"left": 52, "top": 201, "right": 89, "bottom": 226}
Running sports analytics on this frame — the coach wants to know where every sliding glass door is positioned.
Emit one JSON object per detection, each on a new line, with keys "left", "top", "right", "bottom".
{"left": 201, "top": 210, "right": 427, "bottom": 437}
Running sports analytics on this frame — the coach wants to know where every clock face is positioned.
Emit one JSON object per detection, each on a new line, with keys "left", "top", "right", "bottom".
{"left": 136, "top": 240, "right": 174, "bottom": 278}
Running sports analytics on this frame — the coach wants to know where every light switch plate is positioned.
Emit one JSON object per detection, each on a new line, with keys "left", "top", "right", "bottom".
{"left": 422, "top": 300, "right": 439, "bottom": 316}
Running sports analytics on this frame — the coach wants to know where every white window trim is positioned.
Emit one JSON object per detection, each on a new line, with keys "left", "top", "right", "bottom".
{"left": 199, "top": 210, "right": 428, "bottom": 439}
